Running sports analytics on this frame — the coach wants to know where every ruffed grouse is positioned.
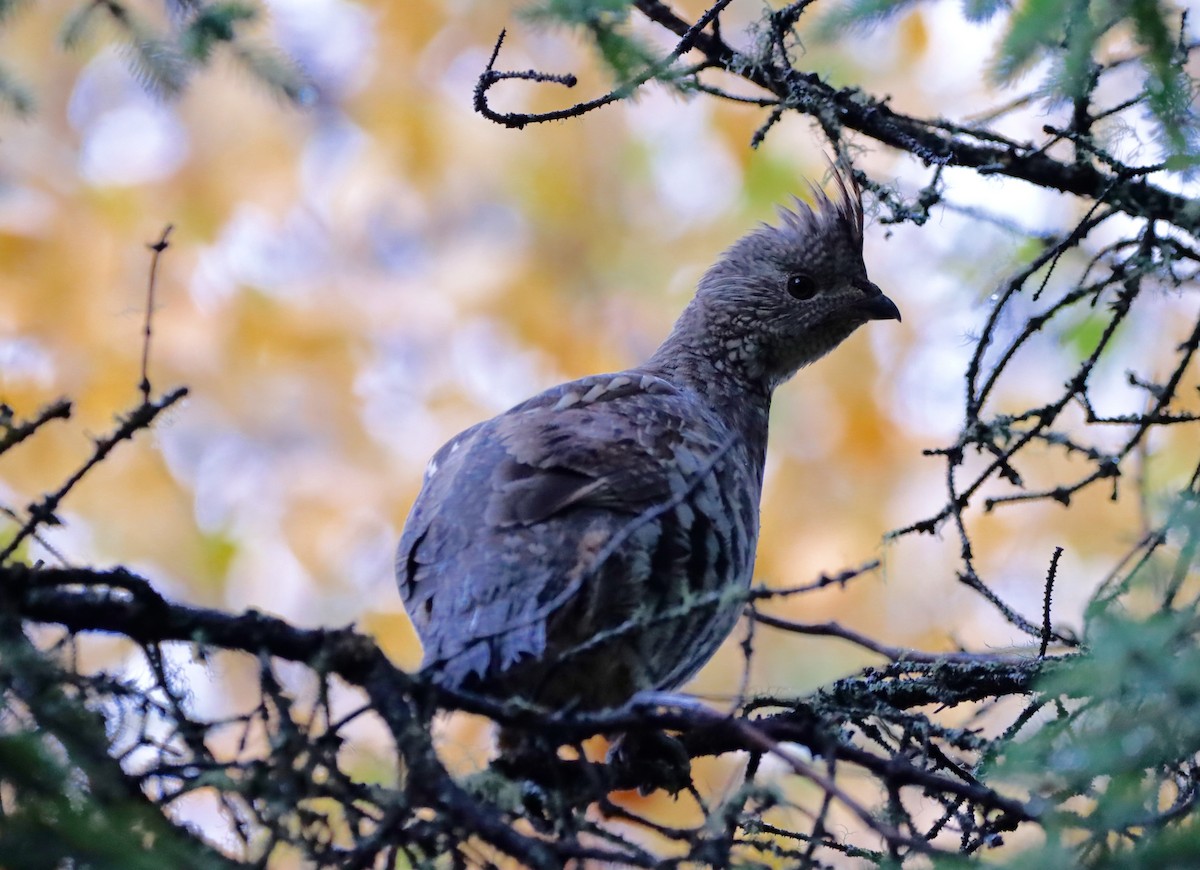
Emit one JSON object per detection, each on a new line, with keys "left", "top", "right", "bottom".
{"left": 397, "top": 169, "right": 899, "bottom": 711}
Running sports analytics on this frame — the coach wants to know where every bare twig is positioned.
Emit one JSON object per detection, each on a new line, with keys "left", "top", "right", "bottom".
{"left": 140, "top": 225, "right": 173, "bottom": 400}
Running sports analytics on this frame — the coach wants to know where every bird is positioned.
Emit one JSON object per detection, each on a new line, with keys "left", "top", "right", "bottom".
{"left": 397, "top": 167, "right": 899, "bottom": 713}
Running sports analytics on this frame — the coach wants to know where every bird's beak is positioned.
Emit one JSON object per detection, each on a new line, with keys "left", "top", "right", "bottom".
{"left": 853, "top": 280, "right": 901, "bottom": 323}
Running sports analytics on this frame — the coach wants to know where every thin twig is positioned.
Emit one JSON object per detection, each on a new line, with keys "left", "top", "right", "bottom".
{"left": 140, "top": 225, "right": 173, "bottom": 400}
{"left": 751, "top": 613, "right": 1039, "bottom": 665}
{"left": 1041, "top": 547, "right": 1064, "bottom": 658}
{"left": 0, "top": 387, "right": 188, "bottom": 564}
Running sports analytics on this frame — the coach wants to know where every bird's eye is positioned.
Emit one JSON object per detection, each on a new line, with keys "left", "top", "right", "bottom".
{"left": 786, "top": 273, "right": 818, "bottom": 301}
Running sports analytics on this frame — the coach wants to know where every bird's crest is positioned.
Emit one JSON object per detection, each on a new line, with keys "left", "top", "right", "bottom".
{"left": 775, "top": 160, "right": 863, "bottom": 251}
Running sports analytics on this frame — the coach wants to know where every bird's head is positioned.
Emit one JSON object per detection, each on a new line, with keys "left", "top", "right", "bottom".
{"left": 667, "top": 167, "right": 900, "bottom": 392}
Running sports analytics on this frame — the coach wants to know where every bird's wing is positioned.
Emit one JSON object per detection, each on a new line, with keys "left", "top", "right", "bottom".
{"left": 396, "top": 372, "right": 732, "bottom": 684}
{"left": 485, "top": 373, "right": 727, "bottom": 525}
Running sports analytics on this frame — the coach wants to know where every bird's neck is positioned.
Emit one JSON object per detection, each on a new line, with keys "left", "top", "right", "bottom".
{"left": 642, "top": 301, "right": 774, "bottom": 468}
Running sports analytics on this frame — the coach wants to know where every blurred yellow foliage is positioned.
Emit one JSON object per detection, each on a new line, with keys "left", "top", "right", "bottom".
{"left": 2, "top": 1, "right": 1197, "bottom": 857}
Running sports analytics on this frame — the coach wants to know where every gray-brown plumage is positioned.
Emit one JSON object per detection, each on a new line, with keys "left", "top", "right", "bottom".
{"left": 397, "top": 168, "right": 899, "bottom": 711}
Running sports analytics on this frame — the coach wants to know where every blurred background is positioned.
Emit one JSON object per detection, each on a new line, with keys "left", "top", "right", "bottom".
{"left": 1, "top": 0, "right": 1197, "bottom": 839}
